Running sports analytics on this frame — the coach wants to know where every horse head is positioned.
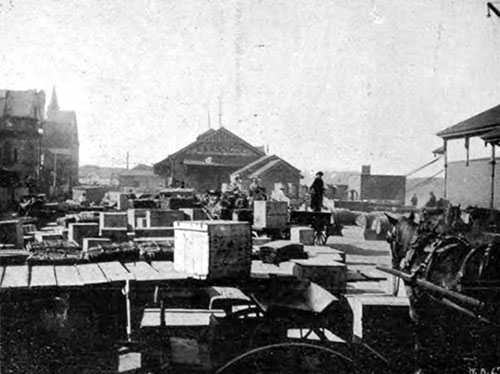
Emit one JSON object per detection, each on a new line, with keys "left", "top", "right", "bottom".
{"left": 385, "top": 213, "right": 418, "bottom": 270}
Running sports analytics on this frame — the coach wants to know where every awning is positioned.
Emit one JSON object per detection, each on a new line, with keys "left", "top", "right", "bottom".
{"left": 432, "top": 146, "right": 445, "bottom": 155}
{"left": 437, "top": 105, "right": 500, "bottom": 140}
{"left": 481, "top": 127, "right": 500, "bottom": 145}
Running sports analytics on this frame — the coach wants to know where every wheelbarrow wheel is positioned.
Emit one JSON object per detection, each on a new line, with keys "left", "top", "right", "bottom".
{"left": 215, "top": 342, "right": 357, "bottom": 374}
{"left": 314, "top": 228, "right": 328, "bottom": 245}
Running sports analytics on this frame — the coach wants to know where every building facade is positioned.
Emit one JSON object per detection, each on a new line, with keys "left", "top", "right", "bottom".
{"left": 0, "top": 90, "right": 46, "bottom": 190}
{"left": 154, "top": 127, "right": 266, "bottom": 191}
{"left": 41, "top": 87, "right": 79, "bottom": 197}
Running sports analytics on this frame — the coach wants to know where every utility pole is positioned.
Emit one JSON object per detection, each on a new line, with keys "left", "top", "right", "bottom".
{"left": 218, "top": 95, "right": 223, "bottom": 128}
{"left": 126, "top": 152, "right": 129, "bottom": 170}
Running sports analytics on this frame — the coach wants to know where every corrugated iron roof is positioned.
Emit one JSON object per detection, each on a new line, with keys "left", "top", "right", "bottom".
{"left": 437, "top": 105, "right": 500, "bottom": 140}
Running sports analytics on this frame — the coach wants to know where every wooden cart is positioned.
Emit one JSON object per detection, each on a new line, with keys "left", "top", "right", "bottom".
{"left": 289, "top": 211, "right": 341, "bottom": 245}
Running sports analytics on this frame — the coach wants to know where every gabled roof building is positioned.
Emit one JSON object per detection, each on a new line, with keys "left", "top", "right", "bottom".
{"left": 154, "top": 127, "right": 302, "bottom": 192}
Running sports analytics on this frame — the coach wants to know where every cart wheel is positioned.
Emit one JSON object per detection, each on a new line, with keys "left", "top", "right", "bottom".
{"left": 314, "top": 229, "right": 328, "bottom": 246}
{"left": 215, "top": 342, "right": 357, "bottom": 374}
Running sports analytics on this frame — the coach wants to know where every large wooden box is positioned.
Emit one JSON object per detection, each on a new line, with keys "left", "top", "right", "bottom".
{"left": 99, "top": 212, "right": 128, "bottom": 229}
{"left": 253, "top": 201, "right": 288, "bottom": 228}
{"left": 0, "top": 220, "right": 23, "bottom": 249}
{"left": 292, "top": 258, "right": 347, "bottom": 293}
{"left": 346, "top": 295, "right": 412, "bottom": 372}
{"left": 174, "top": 220, "right": 252, "bottom": 279}
{"left": 69, "top": 222, "right": 99, "bottom": 246}
{"left": 146, "top": 209, "right": 185, "bottom": 227}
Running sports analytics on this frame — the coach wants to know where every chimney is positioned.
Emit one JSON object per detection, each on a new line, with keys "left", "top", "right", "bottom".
{"left": 361, "top": 165, "right": 371, "bottom": 175}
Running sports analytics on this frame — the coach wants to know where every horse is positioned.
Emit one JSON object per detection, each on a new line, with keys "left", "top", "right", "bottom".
{"left": 386, "top": 206, "right": 500, "bottom": 373}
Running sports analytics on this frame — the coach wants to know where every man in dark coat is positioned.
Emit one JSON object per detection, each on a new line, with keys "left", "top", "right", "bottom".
{"left": 309, "top": 172, "right": 324, "bottom": 212}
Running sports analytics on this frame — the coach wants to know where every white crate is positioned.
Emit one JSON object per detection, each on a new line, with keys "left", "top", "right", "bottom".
{"left": 174, "top": 220, "right": 252, "bottom": 280}
{"left": 290, "top": 226, "right": 315, "bottom": 245}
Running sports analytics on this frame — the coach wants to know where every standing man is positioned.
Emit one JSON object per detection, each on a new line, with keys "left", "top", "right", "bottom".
{"left": 309, "top": 171, "right": 324, "bottom": 212}
{"left": 411, "top": 193, "right": 418, "bottom": 207}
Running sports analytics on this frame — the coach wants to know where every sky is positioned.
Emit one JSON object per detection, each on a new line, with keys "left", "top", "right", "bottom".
{"left": 1, "top": 0, "right": 500, "bottom": 177}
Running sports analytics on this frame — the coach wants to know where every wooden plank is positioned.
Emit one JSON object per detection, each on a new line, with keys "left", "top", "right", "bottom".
{"left": 30, "top": 266, "right": 57, "bottom": 287}
{"left": 1, "top": 266, "right": 29, "bottom": 288}
{"left": 250, "top": 261, "right": 296, "bottom": 277}
{"left": 124, "top": 262, "right": 163, "bottom": 281}
{"left": 150, "top": 261, "right": 189, "bottom": 280}
{"left": 55, "top": 265, "right": 83, "bottom": 287}
{"left": 98, "top": 261, "right": 134, "bottom": 282}
{"left": 141, "top": 308, "right": 225, "bottom": 328}
{"left": 76, "top": 263, "right": 108, "bottom": 285}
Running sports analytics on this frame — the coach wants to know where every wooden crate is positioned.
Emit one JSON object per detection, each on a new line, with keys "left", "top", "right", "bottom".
{"left": 135, "top": 227, "right": 174, "bottom": 238}
{"left": 33, "top": 231, "right": 64, "bottom": 243}
{"left": 99, "top": 212, "right": 128, "bottom": 229}
{"left": 253, "top": 201, "right": 288, "bottom": 229}
{"left": 292, "top": 258, "right": 347, "bottom": 293}
{"left": 68, "top": 223, "right": 99, "bottom": 246}
{"left": 346, "top": 295, "right": 412, "bottom": 372}
{"left": 140, "top": 308, "right": 222, "bottom": 371}
{"left": 290, "top": 226, "right": 315, "bottom": 245}
{"left": 0, "top": 220, "right": 23, "bottom": 249}
{"left": 174, "top": 220, "right": 252, "bottom": 279}
{"left": 146, "top": 209, "right": 185, "bottom": 227}
{"left": 181, "top": 208, "right": 208, "bottom": 221}
{"left": 99, "top": 228, "right": 129, "bottom": 242}
{"left": 127, "top": 209, "right": 148, "bottom": 229}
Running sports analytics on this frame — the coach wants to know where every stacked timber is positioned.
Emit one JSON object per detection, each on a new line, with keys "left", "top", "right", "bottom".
{"left": 27, "top": 240, "right": 82, "bottom": 265}
{"left": 174, "top": 220, "right": 252, "bottom": 280}
{"left": 84, "top": 242, "right": 140, "bottom": 263}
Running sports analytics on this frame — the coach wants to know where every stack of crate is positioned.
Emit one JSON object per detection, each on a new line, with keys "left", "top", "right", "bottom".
{"left": 253, "top": 201, "right": 288, "bottom": 229}
{"left": 69, "top": 222, "right": 100, "bottom": 246}
{"left": 135, "top": 209, "right": 185, "bottom": 238}
{"left": 174, "top": 220, "right": 252, "bottom": 280}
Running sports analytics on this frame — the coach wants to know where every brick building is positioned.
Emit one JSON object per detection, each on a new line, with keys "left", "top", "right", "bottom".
{"left": 0, "top": 90, "right": 46, "bottom": 189}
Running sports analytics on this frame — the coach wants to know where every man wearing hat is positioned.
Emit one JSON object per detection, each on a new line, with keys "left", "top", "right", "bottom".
{"left": 309, "top": 171, "right": 324, "bottom": 212}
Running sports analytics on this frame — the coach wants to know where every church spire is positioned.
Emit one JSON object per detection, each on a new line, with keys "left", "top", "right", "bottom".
{"left": 47, "top": 86, "right": 59, "bottom": 120}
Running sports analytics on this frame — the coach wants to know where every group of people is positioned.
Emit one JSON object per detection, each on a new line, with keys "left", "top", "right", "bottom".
{"left": 410, "top": 191, "right": 439, "bottom": 208}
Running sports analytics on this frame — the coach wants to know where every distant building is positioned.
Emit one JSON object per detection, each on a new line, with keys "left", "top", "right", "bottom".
{"left": 41, "top": 87, "right": 79, "bottom": 197}
{"left": 358, "top": 165, "right": 406, "bottom": 204}
{"left": 0, "top": 89, "right": 46, "bottom": 190}
{"left": 154, "top": 127, "right": 266, "bottom": 191}
{"left": 118, "top": 164, "right": 164, "bottom": 191}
